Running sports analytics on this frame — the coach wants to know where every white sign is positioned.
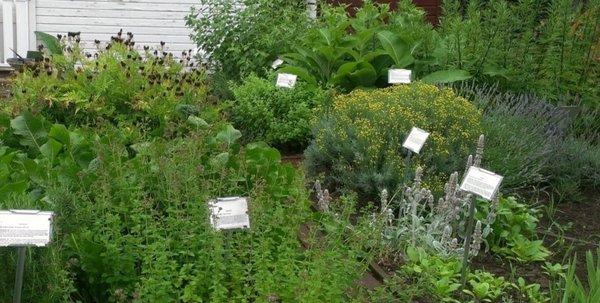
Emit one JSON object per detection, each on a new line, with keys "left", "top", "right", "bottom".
{"left": 0, "top": 210, "right": 54, "bottom": 247}
{"left": 388, "top": 69, "right": 412, "bottom": 84}
{"left": 460, "top": 166, "right": 503, "bottom": 200}
{"left": 402, "top": 127, "right": 430, "bottom": 154}
{"left": 271, "top": 58, "right": 284, "bottom": 69}
{"left": 276, "top": 73, "right": 297, "bottom": 88}
{"left": 209, "top": 197, "right": 250, "bottom": 230}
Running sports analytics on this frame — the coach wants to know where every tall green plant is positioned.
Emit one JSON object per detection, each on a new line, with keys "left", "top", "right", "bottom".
{"left": 280, "top": 1, "right": 472, "bottom": 91}
{"left": 186, "top": 0, "right": 310, "bottom": 80}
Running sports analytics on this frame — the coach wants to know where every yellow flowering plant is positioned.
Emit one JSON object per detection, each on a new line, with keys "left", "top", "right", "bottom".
{"left": 305, "top": 82, "right": 482, "bottom": 204}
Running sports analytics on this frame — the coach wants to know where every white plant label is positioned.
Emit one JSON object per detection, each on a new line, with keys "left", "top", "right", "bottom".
{"left": 460, "top": 166, "right": 503, "bottom": 200}
{"left": 0, "top": 210, "right": 54, "bottom": 247}
{"left": 402, "top": 127, "right": 430, "bottom": 154}
{"left": 271, "top": 58, "right": 284, "bottom": 69}
{"left": 388, "top": 69, "right": 412, "bottom": 84}
{"left": 209, "top": 197, "right": 250, "bottom": 230}
{"left": 276, "top": 73, "right": 297, "bottom": 88}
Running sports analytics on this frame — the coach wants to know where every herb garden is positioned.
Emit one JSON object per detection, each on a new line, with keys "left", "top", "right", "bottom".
{"left": 0, "top": 0, "right": 599, "bottom": 302}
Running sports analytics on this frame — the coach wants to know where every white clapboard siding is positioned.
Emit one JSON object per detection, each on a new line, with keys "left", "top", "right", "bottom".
{"left": 36, "top": 0, "right": 199, "bottom": 56}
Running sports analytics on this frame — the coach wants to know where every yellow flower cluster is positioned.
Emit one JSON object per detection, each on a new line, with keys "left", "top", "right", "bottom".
{"left": 318, "top": 82, "right": 482, "bottom": 193}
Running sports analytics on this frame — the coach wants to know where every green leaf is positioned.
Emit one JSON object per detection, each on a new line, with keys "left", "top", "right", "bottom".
{"left": 421, "top": 69, "right": 472, "bottom": 84}
{"left": 483, "top": 64, "right": 509, "bottom": 79}
{"left": 187, "top": 115, "right": 209, "bottom": 129}
{"left": 332, "top": 61, "right": 377, "bottom": 90}
{"left": 10, "top": 113, "right": 48, "bottom": 150}
{"left": 39, "top": 138, "right": 63, "bottom": 160}
{"left": 210, "top": 152, "right": 230, "bottom": 168}
{"left": 376, "top": 31, "right": 414, "bottom": 68}
{"left": 130, "top": 142, "right": 152, "bottom": 156}
{"left": 0, "top": 180, "right": 28, "bottom": 200}
{"left": 35, "top": 31, "right": 63, "bottom": 55}
{"left": 215, "top": 125, "right": 242, "bottom": 146}
{"left": 473, "top": 282, "right": 490, "bottom": 298}
{"left": 49, "top": 124, "right": 70, "bottom": 147}
{"left": 278, "top": 66, "right": 318, "bottom": 86}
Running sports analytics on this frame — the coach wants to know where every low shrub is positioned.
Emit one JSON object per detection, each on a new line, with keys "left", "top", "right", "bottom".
{"left": 305, "top": 82, "right": 482, "bottom": 203}
{"left": 227, "top": 74, "right": 327, "bottom": 150}
{"left": 4, "top": 33, "right": 212, "bottom": 134}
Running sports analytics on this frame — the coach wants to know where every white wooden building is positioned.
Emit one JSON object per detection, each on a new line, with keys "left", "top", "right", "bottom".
{"left": 0, "top": 0, "right": 199, "bottom": 69}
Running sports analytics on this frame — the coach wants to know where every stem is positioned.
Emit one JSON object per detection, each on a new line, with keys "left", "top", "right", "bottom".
{"left": 404, "top": 151, "right": 413, "bottom": 184}
{"left": 460, "top": 196, "right": 476, "bottom": 287}
{"left": 457, "top": 26, "right": 463, "bottom": 70}
{"left": 557, "top": 0, "right": 569, "bottom": 93}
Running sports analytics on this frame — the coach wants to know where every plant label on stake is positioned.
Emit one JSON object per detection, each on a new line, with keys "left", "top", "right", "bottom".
{"left": 1, "top": 210, "right": 54, "bottom": 303}
{"left": 0, "top": 210, "right": 54, "bottom": 247}
{"left": 271, "top": 58, "right": 284, "bottom": 69}
{"left": 276, "top": 73, "right": 297, "bottom": 88}
{"left": 402, "top": 127, "right": 430, "bottom": 154}
{"left": 208, "top": 197, "right": 250, "bottom": 230}
{"left": 460, "top": 166, "right": 503, "bottom": 200}
{"left": 388, "top": 69, "right": 412, "bottom": 84}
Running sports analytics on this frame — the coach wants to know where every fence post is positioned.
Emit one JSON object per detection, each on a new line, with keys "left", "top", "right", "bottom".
{"left": 2, "top": 0, "right": 14, "bottom": 63}
{"left": 14, "top": 0, "right": 29, "bottom": 57}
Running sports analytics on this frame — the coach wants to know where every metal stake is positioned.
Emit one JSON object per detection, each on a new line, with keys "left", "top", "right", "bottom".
{"left": 13, "top": 247, "right": 26, "bottom": 303}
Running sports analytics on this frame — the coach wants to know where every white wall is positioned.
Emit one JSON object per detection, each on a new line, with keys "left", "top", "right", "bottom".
{"left": 35, "top": 0, "right": 198, "bottom": 56}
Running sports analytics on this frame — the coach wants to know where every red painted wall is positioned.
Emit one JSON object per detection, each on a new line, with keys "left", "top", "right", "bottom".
{"left": 327, "top": 0, "right": 442, "bottom": 25}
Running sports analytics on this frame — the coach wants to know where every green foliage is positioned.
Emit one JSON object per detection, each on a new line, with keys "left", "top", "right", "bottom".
{"left": 186, "top": 0, "right": 310, "bottom": 80}
{"left": 463, "top": 271, "right": 508, "bottom": 302}
{"left": 477, "top": 197, "right": 550, "bottom": 262}
{"left": 399, "top": 246, "right": 541, "bottom": 302}
{"left": 1, "top": 120, "right": 381, "bottom": 301}
{"left": 5, "top": 35, "right": 210, "bottom": 133}
{"left": 403, "top": 246, "right": 462, "bottom": 300}
{"left": 438, "top": 0, "right": 600, "bottom": 129}
{"left": 305, "top": 82, "right": 482, "bottom": 203}
{"left": 34, "top": 31, "right": 62, "bottom": 55}
{"left": 555, "top": 249, "right": 600, "bottom": 303}
{"left": 280, "top": 1, "right": 471, "bottom": 92}
{"left": 227, "top": 74, "right": 327, "bottom": 150}
{"left": 0, "top": 113, "right": 95, "bottom": 204}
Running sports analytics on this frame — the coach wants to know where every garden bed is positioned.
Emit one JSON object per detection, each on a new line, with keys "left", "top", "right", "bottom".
{"left": 1, "top": 0, "right": 599, "bottom": 301}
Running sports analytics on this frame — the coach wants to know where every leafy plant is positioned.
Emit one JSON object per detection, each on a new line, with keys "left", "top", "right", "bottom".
{"left": 439, "top": 0, "right": 600, "bottom": 131}
{"left": 186, "top": 0, "right": 310, "bottom": 80}
{"left": 553, "top": 249, "right": 600, "bottom": 303}
{"left": 227, "top": 73, "right": 327, "bottom": 150}
{"left": 5, "top": 33, "right": 210, "bottom": 134}
{"left": 477, "top": 196, "right": 550, "bottom": 262}
{"left": 463, "top": 271, "right": 508, "bottom": 302}
{"left": 0, "top": 112, "right": 95, "bottom": 203}
{"left": 279, "top": 1, "right": 471, "bottom": 91}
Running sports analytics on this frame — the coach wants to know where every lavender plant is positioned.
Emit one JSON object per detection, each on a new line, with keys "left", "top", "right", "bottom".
{"left": 452, "top": 82, "right": 571, "bottom": 191}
